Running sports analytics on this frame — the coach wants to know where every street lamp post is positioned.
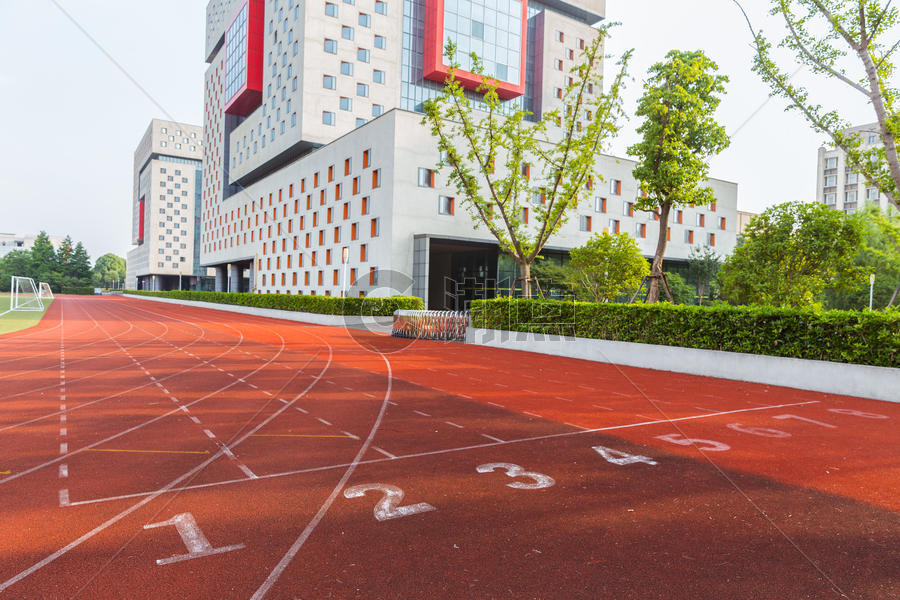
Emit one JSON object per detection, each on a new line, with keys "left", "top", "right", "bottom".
{"left": 869, "top": 273, "right": 875, "bottom": 311}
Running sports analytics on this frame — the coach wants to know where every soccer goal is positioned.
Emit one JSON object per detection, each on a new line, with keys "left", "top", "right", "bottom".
{"left": 9, "top": 276, "right": 44, "bottom": 312}
{"left": 39, "top": 282, "right": 54, "bottom": 300}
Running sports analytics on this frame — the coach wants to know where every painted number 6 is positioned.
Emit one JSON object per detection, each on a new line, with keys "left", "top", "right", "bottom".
{"left": 655, "top": 433, "right": 730, "bottom": 452}
{"left": 476, "top": 463, "right": 556, "bottom": 489}
{"left": 343, "top": 483, "right": 436, "bottom": 521}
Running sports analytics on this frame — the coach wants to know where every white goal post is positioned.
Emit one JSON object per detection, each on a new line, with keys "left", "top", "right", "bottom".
{"left": 9, "top": 276, "right": 44, "bottom": 312}
{"left": 39, "top": 282, "right": 54, "bottom": 299}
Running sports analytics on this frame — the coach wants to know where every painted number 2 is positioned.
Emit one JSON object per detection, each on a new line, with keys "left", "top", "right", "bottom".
{"left": 476, "top": 463, "right": 556, "bottom": 489}
{"left": 143, "top": 513, "right": 245, "bottom": 566}
{"left": 343, "top": 483, "right": 436, "bottom": 521}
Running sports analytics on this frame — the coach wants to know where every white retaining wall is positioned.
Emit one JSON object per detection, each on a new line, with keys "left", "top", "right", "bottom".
{"left": 466, "top": 328, "right": 900, "bottom": 403}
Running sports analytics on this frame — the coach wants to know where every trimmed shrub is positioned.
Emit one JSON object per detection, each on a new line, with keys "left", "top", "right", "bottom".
{"left": 126, "top": 290, "right": 423, "bottom": 316}
{"left": 60, "top": 286, "right": 95, "bottom": 295}
{"left": 470, "top": 298, "right": 900, "bottom": 368}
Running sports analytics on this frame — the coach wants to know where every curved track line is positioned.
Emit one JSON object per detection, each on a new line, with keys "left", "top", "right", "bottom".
{"left": 0, "top": 316, "right": 333, "bottom": 594}
{"left": 249, "top": 345, "right": 393, "bottom": 600}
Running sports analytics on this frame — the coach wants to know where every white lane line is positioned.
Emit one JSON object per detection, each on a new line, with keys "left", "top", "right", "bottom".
{"left": 694, "top": 406, "right": 716, "bottom": 413}
{"left": 71, "top": 400, "right": 824, "bottom": 509}
{"left": 593, "top": 404, "right": 613, "bottom": 411}
{"left": 556, "top": 396, "right": 573, "bottom": 402}
{"left": 487, "top": 402, "right": 505, "bottom": 408}
{"left": 316, "top": 417, "right": 332, "bottom": 427}
{"left": 248, "top": 383, "right": 258, "bottom": 389}
{"left": 564, "top": 422, "right": 588, "bottom": 430}
{"left": 494, "top": 383, "right": 508, "bottom": 388}
{"left": 457, "top": 393, "right": 473, "bottom": 400}
{"left": 362, "top": 392, "right": 375, "bottom": 399}
{"left": 444, "top": 420, "right": 464, "bottom": 429}
{"left": 60, "top": 414, "right": 66, "bottom": 424}
{"left": 481, "top": 433, "right": 505, "bottom": 443}
{"left": 59, "top": 443, "right": 68, "bottom": 454}
{"left": 59, "top": 428, "right": 67, "bottom": 437}
{"left": 413, "top": 410, "right": 431, "bottom": 417}
{"left": 237, "top": 463, "right": 258, "bottom": 479}
{"left": 522, "top": 411, "right": 542, "bottom": 418}
{"left": 59, "top": 464, "right": 68, "bottom": 479}
{"left": 387, "top": 400, "right": 398, "bottom": 406}
{"left": 263, "top": 391, "right": 273, "bottom": 396}
{"left": 577, "top": 385, "right": 593, "bottom": 390}
{"left": 341, "top": 431, "right": 359, "bottom": 440}
{"left": 279, "top": 398, "right": 289, "bottom": 404}
{"left": 58, "top": 489, "right": 69, "bottom": 507}
{"left": 203, "top": 429, "right": 216, "bottom": 439}
{"left": 59, "top": 404, "right": 66, "bottom": 411}
{"left": 372, "top": 446, "right": 396, "bottom": 459}
{"left": 295, "top": 407, "right": 308, "bottom": 414}
{"left": 189, "top": 416, "right": 201, "bottom": 425}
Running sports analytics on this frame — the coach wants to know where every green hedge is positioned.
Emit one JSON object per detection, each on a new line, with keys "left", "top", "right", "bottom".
{"left": 470, "top": 298, "right": 900, "bottom": 368}
{"left": 60, "top": 286, "right": 95, "bottom": 295}
{"left": 126, "top": 290, "right": 423, "bottom": 316}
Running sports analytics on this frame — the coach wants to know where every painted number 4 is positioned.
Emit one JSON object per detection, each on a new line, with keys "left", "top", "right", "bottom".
{"left": 592, "top": 445, "right": 658, "bottom": 466}
{"left": 143, "top": 513, "right": 244, "bottom": 566}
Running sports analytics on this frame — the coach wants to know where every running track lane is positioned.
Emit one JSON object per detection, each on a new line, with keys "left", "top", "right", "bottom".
{"left": 0, "top": 296, "right": 896, "bottom": 599}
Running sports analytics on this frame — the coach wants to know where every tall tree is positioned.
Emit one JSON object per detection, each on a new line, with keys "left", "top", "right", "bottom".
{"left": 628, "top": 50, "right": 730, "bottom": 303}
{"left": 0, "top": 250, "right": 34, "bottom": 292}
{"left": 568, "top": 232, "right": 649, "bottom": 302}
{"left": 718, "top": 201, "right": 864, "bottom": 307}
{"left": 93, "top": 253, "right": 126, "bottom": 288}
{"left": 687, "top": 246, "right": 722, "bottom": 305}
{"left": 70, "top": 242, "right": 93, "bottom": 283}
{"left": 422, "top": 28, "right": 632, "bottom": 298}
{"left": 735, "top": 0, "right": 900, "bottom": 210}
{"left": 31, "top": 232, "right": 58, "bottom": 285}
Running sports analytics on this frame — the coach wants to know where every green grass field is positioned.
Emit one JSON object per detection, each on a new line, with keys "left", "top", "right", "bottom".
{"left": 0, "top": 295, "right": 54, "bottom": 335}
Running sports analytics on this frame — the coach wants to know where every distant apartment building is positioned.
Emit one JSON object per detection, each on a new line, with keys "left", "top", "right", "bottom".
{"left": 125, "top": 119, "right": 210, "bottom": 291}
{"left": 816, "top": 123, "right": 896, "bottom": 215}
{"left": 0, "top": 233, "right": 64, "bottom": 258}
{"left": 736, "top": 210, "right": 756, "bottom": 235}
{"left": 200, "top": 0, "right": 740, "bottom": 307}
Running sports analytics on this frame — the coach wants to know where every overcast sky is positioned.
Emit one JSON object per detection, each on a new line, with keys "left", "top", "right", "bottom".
{"left": 0, "top": 0, "right": 883, "bottom": 262}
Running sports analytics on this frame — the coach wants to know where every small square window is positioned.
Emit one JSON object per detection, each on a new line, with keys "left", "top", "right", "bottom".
{"left": 359, "top": 13, "right": 370, "bottom": 27}
{"left": 323, "top": 74, "right": 336, "bottom": 89}
{"left": 325, "top": 2, "right": 338, "bottom": 17}
{"left": 324, "top": 39, "right": 337, "bottom": 53}
{"left": 322, "top": 111, "right": 335, "bottom": 125}
{"left": 372, "top": 104, "right": 383, "bottom": 117}
{"left": 373, "top": 69, "right": 385, "bottom": 84}
{"left": 374, "top": 35, "right": 386, "bottom": 49}
{"left": 439, "top": 196, "right": 454, "bottom": 215}
{"left": 375, "top": 0, "right": 386, "bottom": 15}
{"left": 357, "top": 48, "right": 370, "bottom": 62}
{"left": 342, "top": 25, "right": 354, "bottom": 40}
{"left": 356, "top": 82, "right": 369, "bottom": 97}
{"left": 471, "top": 20, "right": 484, "bottom": 39}
{"left": 341, "top": 61, "right": 353, "bottom": 76}
{"left": 340, "top": 96, "right": 352, "bottom": 111}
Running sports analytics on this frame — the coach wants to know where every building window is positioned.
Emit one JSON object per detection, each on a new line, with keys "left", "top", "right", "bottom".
{"left": 624, "top": 202, "right": 633, "bottom": 217}
{"left": 322, "top": 111, "right": 335, "bottom": 125}
{"left": 374, "top": 35, "right": 386, "bottom": 49}
{"left": 372, "top": 104, "right": 383, "bottom": 117}
{"left": 363, "top": 149, "right": 370, "bottom": 168}
{"left": 342, "top": 25, "right": 354, "bottom": 40}
{"left": 825, "top": 175, "right": 836, "bottom": 187}
{"left": 340, "top": 96, "right": 352, "bottom": 111}
{"left": 371, "top": 218, "right": 380, "bottom": 237}
{"left": 358, "top": 48, "right": 370, "bottom": 62}
{"left": 845, "top": 189, "right": 857, "bottom": 203}
{"left": 707, "top": 232, "right": 716, "bottom": 246}
{"left": 375, "top": 0, "right": 386, "bottom": 15}
{"left": 555, "top": 59, "right": 564, "bottom": 71}
{"left": 341, "top": 61, "right": 353, "bottom": 76}
{"left": 610, "top": 179, "right": 622, "bottom": 195}
{"left": 439, "top": 196, "right": 454, "bottom": 215}
{"left": 362, "top": 196, "right": 370, "bottom": 214}
{"left": 418, "top": 168, "right": 435, "bottom": 187}
{"left": 372, "top": 168, "right": 381, "bottom": 188}
{"left": 608, "top": 219, "right": 620, "bottom": 233}
{"left": 324, "top": 39, "right": 337, "bottom": 53}
{"left": 325, "top": 2, "right": 338, "bottom": 17}
{"left": 847, "top": 172, "right": 858, "bottom": 184}
{"left": 636, "top": 222, "right": 647, "bottom": 238}
{"left": 594, "top": 197, "right": 607, "bottom": 213}
{"left": 825, "top": 192, "right": 836, "bottom": 205}
{"left": 685, "top": 229, "right": 694, "bottom": 244}
{"left": 357, "top": 82, "right": 369, "bottom": 97}
{"left": 359, "top": 13, "right": 370, "bottom": 26}
{"left": 696, "top": 213, "right": 705, "bottom": 227}
{"left": 323, "top": 75, "right": 336, "bottom": 89}
{"left": 580, "top": 215, "right": 592, "bottom": 232}
{"left": 373, "top": 69, "right": 385, "bottom": 84}
{"left": 556, "top": 30, "right": 564, "bottom": 42}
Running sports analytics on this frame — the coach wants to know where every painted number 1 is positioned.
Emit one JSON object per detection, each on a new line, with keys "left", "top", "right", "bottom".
{"left": 143, "top": 513, "right": 245, "bottom": 566}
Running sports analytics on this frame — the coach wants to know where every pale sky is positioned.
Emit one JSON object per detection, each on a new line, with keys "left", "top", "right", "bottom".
{"left": 0, "top": 0, "right": 881, "bottom": 262}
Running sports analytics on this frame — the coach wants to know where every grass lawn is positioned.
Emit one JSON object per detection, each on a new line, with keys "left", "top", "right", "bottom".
{"left": 0, "top": 296, "right": 53, "bottom": 335}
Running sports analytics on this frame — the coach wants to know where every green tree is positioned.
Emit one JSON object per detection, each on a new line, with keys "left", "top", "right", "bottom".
{"left": 628, "top": 50, "right": 730, "bottom": 303}
{"left": 0, "top": 250, "right": 34, "bottom": 292}
{"left": 823, "top": 206, "right": 900, "bottom": 309}
{"left": 93, "top": 253, "right": 126, "bottom": 288}
{"left": 69, "top": 242, "right": 93, "bottom": 285}
{"left": 530, "top": 257, "right": 576, "bottom": 298}
{"left": 30, "top": 232, "right": 57, "bottom": 282}
{"left": 718, "top": 201, "right": 864, "bottom": 307}
{"left": 663, "top": 271, "right": 696, "bottom": 305}
{"left": 568, "top": 232, "right": 649, "bottom": 302}
{"left": 687, "top": 245, "right": 722, "bottom": 305}
{"left": 735, "top": 0, "right": 900, "bottom": 211}
{"left": 422, "top": 29, "right": 632, "bottom": 298}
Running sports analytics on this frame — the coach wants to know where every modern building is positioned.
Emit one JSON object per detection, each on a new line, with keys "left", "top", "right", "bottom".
{"left": 201, "top": 0, "right": 739, "bottom": 307}
{"left": 125, "top": 119, "right": 212, "bottom": 291}
{"left": 736, "top": 210, "right": 756, "bottom": 235}
{"left": 0, "top": 233, "right": 65, "bottom": 258}
{"left": 816, "top": 123, "right": 897, "bottom": 215}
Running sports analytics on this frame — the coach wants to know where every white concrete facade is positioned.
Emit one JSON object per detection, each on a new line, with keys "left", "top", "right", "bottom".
{"left": 816, "top": 123, "right": 897, "bottom": 215}
{"left": 125, "top": 119, "right": 206, "bottom": 291}
{"left": 0, "top": 233, "right": 64, "bottom": 258}
{"left": 201, "top": 0, "right": 739, "bottom": 304}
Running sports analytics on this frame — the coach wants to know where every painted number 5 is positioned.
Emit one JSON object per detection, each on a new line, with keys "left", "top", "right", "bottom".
{"left": 476, "top": 463, "right": 555, "bottom": 489}
{"left": 343, "top": 483, "right": 436, "bottom": 521}
{"left": 655, "top": 433, "right": 730, "bottom": 452}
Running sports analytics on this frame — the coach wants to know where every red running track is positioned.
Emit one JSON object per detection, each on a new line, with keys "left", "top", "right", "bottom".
{"left": 0, "top": 295, "right": 897, "bottom": 599}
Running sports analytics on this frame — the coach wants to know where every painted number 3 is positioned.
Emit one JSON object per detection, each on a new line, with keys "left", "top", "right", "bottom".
{"left": 476, "top": 463, "right": 556, "bottom": 489}
{"left": 343, "top": 483, "right": 436, "bottom": 521}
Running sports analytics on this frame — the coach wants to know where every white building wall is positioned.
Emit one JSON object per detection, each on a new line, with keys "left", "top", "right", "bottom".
{"left": 816, "top": 123, "right": 895, "bottom": 215}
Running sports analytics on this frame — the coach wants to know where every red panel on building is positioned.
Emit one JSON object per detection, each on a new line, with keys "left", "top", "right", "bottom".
{"left": 224, "top": 0, "right": 265, "bottom": 116}
{"left": 424, "top": 0, "right": 528, "bottom": 100}
{"left": 138, "top": 199, "right": 145, "bottom": 243}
